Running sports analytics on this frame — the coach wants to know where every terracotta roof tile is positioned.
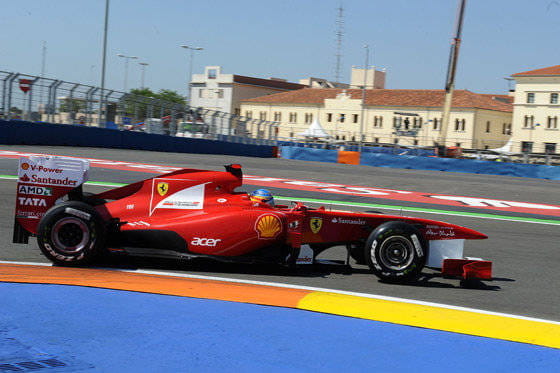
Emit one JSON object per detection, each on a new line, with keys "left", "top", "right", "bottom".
{"left": 242, "top": 89, "right": 512, "bottom": 113}
{"left": 512, "top": 65, "right": 560, "bottom": 77}
{"left": 233, "top": 75, "right": 306, "bottom": 90}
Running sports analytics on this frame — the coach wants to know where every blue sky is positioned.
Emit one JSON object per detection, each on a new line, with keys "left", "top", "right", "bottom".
{"left": 1, "top": 0, "right": 559, "bottom": 95}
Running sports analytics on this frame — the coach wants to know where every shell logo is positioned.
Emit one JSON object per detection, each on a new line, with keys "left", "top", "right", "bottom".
{"left": 255, "top": 214, "right": 282, "bottom": 239}
{"left": 21, "top": 163, "right": 29, "bottom": 170}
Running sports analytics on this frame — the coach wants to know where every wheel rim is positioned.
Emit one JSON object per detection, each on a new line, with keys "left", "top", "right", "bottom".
{"left": 51, "top": 217, "right": 90, "bottom": 255}
{"left": 378, "top": 235, "right": 414, "bottom": 270}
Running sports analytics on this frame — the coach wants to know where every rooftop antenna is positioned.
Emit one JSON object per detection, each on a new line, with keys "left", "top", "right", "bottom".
{"left": 334, "top": 2, "right": 344, "bottom": 83}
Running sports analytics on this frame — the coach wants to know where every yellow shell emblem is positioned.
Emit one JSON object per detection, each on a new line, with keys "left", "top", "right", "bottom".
{"left": 255, "top": 214, "right": 282, "bottom": 239}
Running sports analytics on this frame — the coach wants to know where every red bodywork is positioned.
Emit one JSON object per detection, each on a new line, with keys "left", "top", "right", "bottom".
{"left": 81, "top": 165, "right": 487, "bottom": 258}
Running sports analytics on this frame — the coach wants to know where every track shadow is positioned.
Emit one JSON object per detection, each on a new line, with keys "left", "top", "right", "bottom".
{"left": 96, "top": 255, "right": 511, "bottom": 291}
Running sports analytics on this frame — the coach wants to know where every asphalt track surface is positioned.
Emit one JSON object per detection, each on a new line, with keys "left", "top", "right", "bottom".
{"left": 1, "top": 145, "right": 559, "bottom": 321}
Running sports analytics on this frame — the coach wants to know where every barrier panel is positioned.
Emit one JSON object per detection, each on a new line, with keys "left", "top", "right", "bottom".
{"left": 359, "top": 152, "right": 560, "bottom": 180}
{"left": 279, "top": 145, "right": 560, "bottom": 180}
{"left": 280, "top": 146, "right": 338, "bottom": 163}
{"left": 0, "top": 120, "right": 276, "bottom": 158}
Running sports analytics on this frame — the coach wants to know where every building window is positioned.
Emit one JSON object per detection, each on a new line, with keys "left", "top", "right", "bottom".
{"left": 327, "top": 113, "right": 333, "bottom": 122}
{"left": 198, "top": 89, "right": 204, "bottom": 98}
{"left": 273, "top": 112, "right": 281, "bottom": 121}
{"left": 524, "top": 115, "right": 534, "bottom": 128}
{"left": 394, "top": 138, "right": 399, "bottom": 144}
{"left": 393, "top": 116, "right": 402, "bottom": 128}
{"left": 403, "top": 118, "right": 411, "bottom": 129}
{"left": 373, "top": 116, "right": 383, "bottom": 128}
{"left": 259, "top": 112, "right": 267, "bottom": 120}
{"left": 234, "top": 108, "right": 240, "bottom": 116}
{"left": 547, "top": 116, "right": 558, "bottom": 129}
{"left": 527, "top": 92, "right": 535, "bottom": 103}
{"left": 305, "top": 113, "right": 313, "bottom": 124}
{"left": 502, "top": 123, "right": 512, "bottom": 135}
{"left": 413, "top": 139, "right": 419, "bottom": 145}
{"left": 374, "top": 137, "right": 379, "bottom": 143}
{"left": 353, "top": 114, "right": 359, "bottom": 123}
{"left": 433, "top": 118, "right": 440, "bottom": 130}
{"left": 289, "top": 112, "right": 297, "bottom": 123}
{"left": 207, "top": 69, "right": 217, "bottom": 79}
{"left": 217, "top": 89, "right": 224, "bottom": 98}
{"left": 454, "top": 119, "right": 460, "bottom": 131}
{"left": 545, "top": 143, "right": 557, "bottom": 154}
{"left": 456, "top": 143, "right": 461, "bottom": 147}
{"left": 289, "top": 132, "right": 294, "bottom": 138}
{"left": 339, "top": 113, "right": 345, "bottom": 123}
{"left": 245, "top": 111, "right": 252, "bottom": 118}
{"left": 551, "top": 93, "right": 559, "bottom": 104}
{"left": 521, "top": 141, "right": 533, "bottom": 153}
{"left": 486, "top": 121, "right": 491, "bottom": 133}
{"left": 412, "top": 117, "right": 422, "bottom": 128}
{"left": 461, "top": 119, "right": 466, "bottom": 131}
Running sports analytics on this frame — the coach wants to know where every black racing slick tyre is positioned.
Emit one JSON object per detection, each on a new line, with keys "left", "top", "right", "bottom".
{"left": 37, "top": 201, "right": 107, "bottom": 266}
{"left": 364, "top": 221, "right": 427, "bottom": 283}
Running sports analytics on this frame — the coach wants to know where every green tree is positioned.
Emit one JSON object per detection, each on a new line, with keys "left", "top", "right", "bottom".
{"left": 157, "top": 89, "right": 186, "bottom": 106}
{"left": 59, "top": 98, "right": 86, "bottom": 113}
{"left": 122, "top": 88, "right": 185, "bottom": 120}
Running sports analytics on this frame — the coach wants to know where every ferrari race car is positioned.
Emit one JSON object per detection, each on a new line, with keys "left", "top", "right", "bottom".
{"left": 13, "top": 155, "right": 492, "bottom": 283}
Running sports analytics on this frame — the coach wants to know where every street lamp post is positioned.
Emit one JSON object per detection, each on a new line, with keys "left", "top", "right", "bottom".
{"left": 117, "top": 54, "right": 138, "bottom": 92}
{"left": 180, "top": 45, "right": 204, "bottom": 106}
{"left": 99, "top": 0, "right": 110, "bottom": 126}
{"left": 359, "top": 44, "right": 370, "bottom": 152}
{"left": 139, "top": 62, "right": 149, "bottom": 88}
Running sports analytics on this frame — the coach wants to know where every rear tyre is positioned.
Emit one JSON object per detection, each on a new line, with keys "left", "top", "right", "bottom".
{"left": 37, "top": 201, "right": 107, "bottom": 266}
{"left": 364, "top": 221, "right": 427, "bottom": 283}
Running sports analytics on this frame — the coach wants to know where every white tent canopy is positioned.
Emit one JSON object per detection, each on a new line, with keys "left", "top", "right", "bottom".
{"left": 489, "top": 138, "right": 515, "bottom": 155}
{"left": 298, "top": 118, "right": 330, "bottom": 138}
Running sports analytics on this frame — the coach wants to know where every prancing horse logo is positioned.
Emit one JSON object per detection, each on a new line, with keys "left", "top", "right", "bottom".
{"left": 157, "top": 182, "right": 169, "bottom": 196}
{"left": 310, "top": 217, "right": 322, "bottom": 234}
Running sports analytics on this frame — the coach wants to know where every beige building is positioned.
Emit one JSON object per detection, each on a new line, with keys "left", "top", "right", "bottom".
{"left": 190, "top": 66, "right": 306, "bottom": 115}
{"left": 510, "top": 65, "right": 560, "bottom": 154}
{"left": 240, "top": 88, "right": 512, "bottom": 148}
{"left": 299, "top": 66, "right": 386, "bottom": 89}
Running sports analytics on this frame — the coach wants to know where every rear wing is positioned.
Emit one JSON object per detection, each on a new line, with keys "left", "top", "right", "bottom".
{"left": 13, "top": 155, "right": 89, "bottom": 243}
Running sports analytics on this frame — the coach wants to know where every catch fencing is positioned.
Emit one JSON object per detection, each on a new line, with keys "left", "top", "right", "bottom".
{"left": 0, "top": 71, "right": 280, "bottom": 145}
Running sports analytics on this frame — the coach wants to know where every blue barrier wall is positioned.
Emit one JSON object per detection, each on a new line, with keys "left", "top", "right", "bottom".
{"left": 359, "top": 152, "right": 560, "bottom": 180}
{"left": 279, "top": 145, "right": 560, "bottom": 180}
{"left": 280, "top": 146, "right": 338, "bottom": 163}
{"left": 277, "top": 141, "right": 435, "bottom": 157}
{"left": 0, "top": 120, "right": 276, "bottom": 158}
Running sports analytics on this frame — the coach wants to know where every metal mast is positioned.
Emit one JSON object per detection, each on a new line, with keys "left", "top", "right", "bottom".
{"left": 438, "top": 0, "right": 467, "bottom": 151}
{"left": 334, "top": 3, "right": 344, "bottom": 83}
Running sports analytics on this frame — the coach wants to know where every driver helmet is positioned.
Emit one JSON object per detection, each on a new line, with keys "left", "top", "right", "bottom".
{"left": 249, "top": 189, "right": 275, "bottom": 206}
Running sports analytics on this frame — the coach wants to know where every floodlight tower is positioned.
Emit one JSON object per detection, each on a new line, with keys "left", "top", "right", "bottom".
{"left": 334, "top": 2, "right": 344, "bottom": 83}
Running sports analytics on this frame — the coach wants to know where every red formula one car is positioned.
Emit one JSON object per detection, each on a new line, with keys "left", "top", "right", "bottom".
{"left": 13, "top": 156, "right": 492, "bottom": 283}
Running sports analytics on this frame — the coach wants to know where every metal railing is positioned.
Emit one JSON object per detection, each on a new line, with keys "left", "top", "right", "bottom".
{"left": 1, "top": 70, "right": 559, "bottom": 164}
{"left": 0, "top": 70, "right": 280, "bottom": 145}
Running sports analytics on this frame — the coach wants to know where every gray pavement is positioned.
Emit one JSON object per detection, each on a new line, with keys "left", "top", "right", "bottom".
{"left": 0, "top": 145, "right": 559, "bottom": 321}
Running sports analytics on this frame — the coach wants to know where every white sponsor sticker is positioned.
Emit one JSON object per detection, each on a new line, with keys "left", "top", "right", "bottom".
{"left": 191, "top": 237, "right": 221, "bottom": 247}
{"left": 411, "top": 234, "right": 424, "bottom": 257}
{"left": 65, "top": 207, "right": 91, "bottom": 221}
{"left": 17, "top": 197, "right": 47, "bottom": 207}
{"left": 18, "top": 156, "right": 88, "bottom": 187}
{"left": 151, "top": 183, "right": 205, "bottom": 215}
{"left": 18, "top": 185, "right": 53, "bottom": 196}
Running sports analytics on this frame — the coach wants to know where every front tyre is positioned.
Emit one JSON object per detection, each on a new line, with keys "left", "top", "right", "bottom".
{"left": 37, "top": 201, "right": 107, "bottom": 266}
{"left": 365, "top": 221, "right": 427, "bottom": 283}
